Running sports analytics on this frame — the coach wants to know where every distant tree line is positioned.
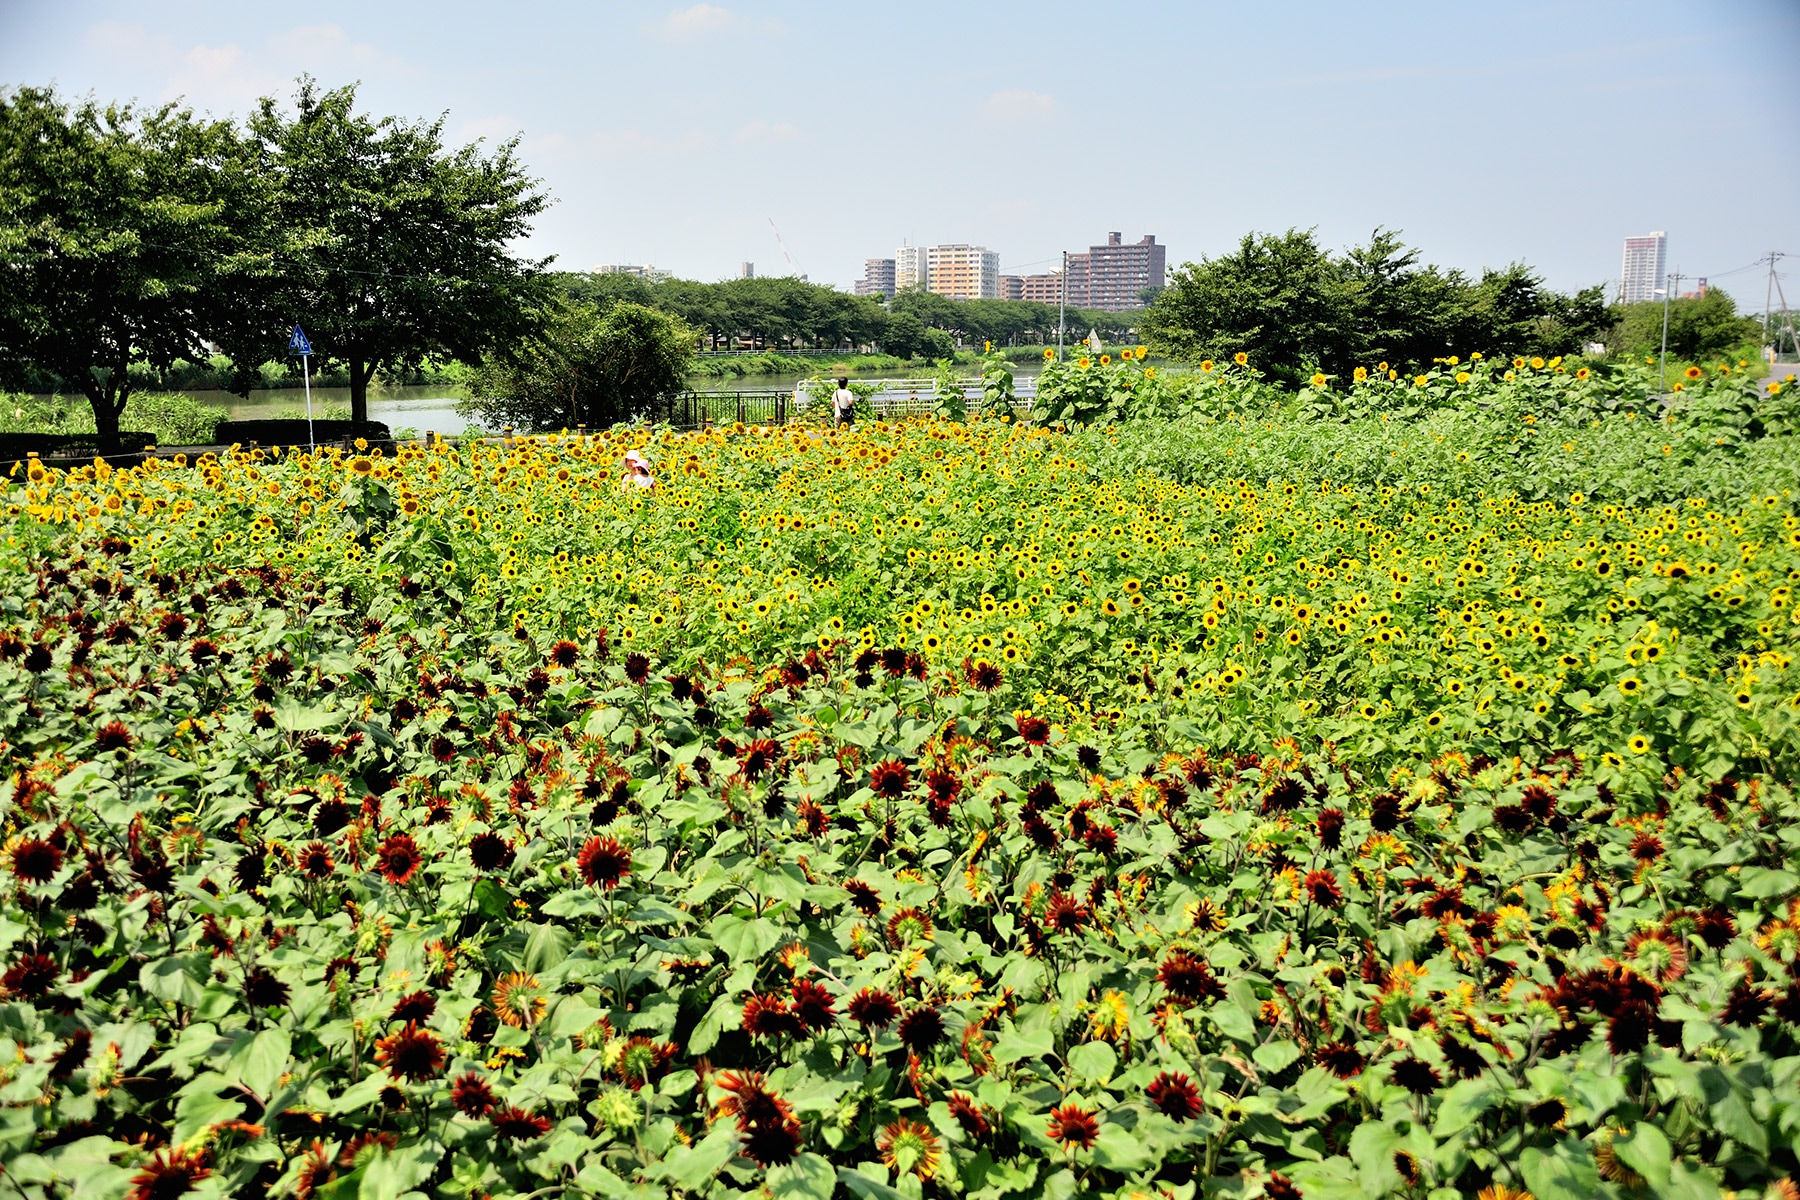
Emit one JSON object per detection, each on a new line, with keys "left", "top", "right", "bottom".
{"left": 562, "top": 272, "right": 1139, "bottom": 358}
{"left": 1141, "top": 228, "right": 1624, "bottom": 385}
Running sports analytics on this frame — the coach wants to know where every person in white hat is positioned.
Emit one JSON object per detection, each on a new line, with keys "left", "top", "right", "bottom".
{"left": 619, "top": 449, "right": 656, "bottom": 491}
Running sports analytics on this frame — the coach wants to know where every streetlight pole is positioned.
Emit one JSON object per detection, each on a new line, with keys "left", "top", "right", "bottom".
{"left": 1657, "top": 271, "right": 1679, "bottom": 393}
{"left": 1057, "top": 250, "right": 1067, "bottom": 358}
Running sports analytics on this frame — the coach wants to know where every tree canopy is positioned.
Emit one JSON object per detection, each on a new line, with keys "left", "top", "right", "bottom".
{"left": 0, "top": 87, "right": 260, "bottom": 447}
{"left": 0, "top": 80, "right": 553, "bottom": 447}
{"left": 240, "top": 79, "right": 552, "bottom": 424}
{"left": 1142, "top": 228, "right": 1611, "bottom": 384}
{"left": 461, "top": 299, "right": 696, "bottom": 432}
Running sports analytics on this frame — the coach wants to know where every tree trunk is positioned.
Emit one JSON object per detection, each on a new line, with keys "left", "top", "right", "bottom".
{"left": 84, "top": 376, "right": 128, "bottom": 456}
{"left": 348, "top": 356, "right": 370, "bottom": 424}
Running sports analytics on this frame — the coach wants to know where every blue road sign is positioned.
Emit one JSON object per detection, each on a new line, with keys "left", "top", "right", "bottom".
{"left": 288, "top": 325, "right": 312, "bottom": 356}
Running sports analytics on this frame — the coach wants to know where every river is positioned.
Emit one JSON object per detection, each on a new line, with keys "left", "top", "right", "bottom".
{"left": 143, "top": 363, "right": 1047, "bottom": 436}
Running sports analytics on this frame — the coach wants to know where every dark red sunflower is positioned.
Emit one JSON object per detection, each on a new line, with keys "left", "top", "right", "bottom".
{"left": 389, "top": 990, "right": 436, "bottom": 1024}
{"left": 466, "top": 831, "right": 513, "bottom": 872}
{"left": 1158, "top": 950, "right": 1225, "bottom": 1002}
{"left": 742, "top": 992, "right": 803, "bottom": 1038}
{"left": 10, "top": 837, "right": 63, "bottom": 883}
{"left": 451, "top": 1072, "right": 496, "bottom": 1118}
{"left": 127, "top": 1146, "right": 210, "bottom": 1200}
{"left": 847, "top": 987, "right": 900, "bottom": 1029}
{"left": 1304, "top": 869, "right": 1344, "bottom": 909}
{"left": 790, "top": 980, "right": 837, "bottom": 1032}
{"left": 374, "top": 834, "right": 423, "bottom": 886}
{"left": 490, "top": 1105, "right": 551, "bottom": 1141}
{"left": 1315, "top": 1041, "right": 1365, "bottom": 1078}
{"left": 897, "top": 1005, "right": 945, "bottom": 1053}
{"left": 1145, "top": 1070, "right": 1203, "bottom": 1120}
{"left": 296, "top": 841, "right": 335, "bottom": 880}
{"left": 375, "top": 1023, "right": 445, "bottom": 1082}
{"left": 1046, "top": 1102, "right": 1099, "bottom": 1149}
{"left": 2, "top": 952, "right": 58, "bottom": 999}
{"left": 869, "top": 759, "right": 911, "bottom": 798}
{"left": 577, "top": 836, "right": 631, "bottom": 889}
{"left": 1046, "top": 891, "right": 1088, "bottom": 935}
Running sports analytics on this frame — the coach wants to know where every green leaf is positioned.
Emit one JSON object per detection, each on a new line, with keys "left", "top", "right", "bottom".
{"left": 235, "top": 1027, "right": 290, "bottom": 1100}
{"left": 1432, "top": 1078, "right": 1496, "bottom": 1138}
{"left": 172, "top": 1086, "right": 243, "bottom": 1147}
{"left": 1519, "top": 1138, "right": 1600, "bottom": 1200}
{"left": 772, "top": 1153, "right": 837, "bottom": 1200}
{"left": 708, "top": 914, "right": 785, "bottom": 963}
{"left": 472, "top": 877, "right": 513, "bottom": 920}
{"left": 1252, "top": 1038, "right": 1302, "bottom": 1075}
{"left": 1738, "top": 867, "right": 1799, "bottom": 899}
{"left": 991, "top": 1026, "right": 1055, "bottom": 1065}
{"left": 838, "top": 1166, "right": 911, "bottom": 1200}
{"left": 1611, "top": 1123, "right": 1671, "bottom": 1188}
{"left": 1347, "top": 1120, "right": 1402, "bottom": 1195}
{"left": 652, "top": 1123, "right": 741, "bottom": 1189}
{"left": 1090, "top": 1125, "right": 1149, "bottom": 1172}
{"left": 1066, "top": 1040, "right": 1116, "bottom": 1085}
{"left": 523, "top": 921, "right": 575, "bottom": 973}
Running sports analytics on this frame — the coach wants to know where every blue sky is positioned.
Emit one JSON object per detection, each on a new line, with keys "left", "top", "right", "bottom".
{"left": 3, "top": 1, "right": 1797, "bottom": 303}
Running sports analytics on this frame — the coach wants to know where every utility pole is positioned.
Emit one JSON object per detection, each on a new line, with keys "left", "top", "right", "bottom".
{"left": 1658, "top": 270, "right": 1683, "bottom": 392}
{"left": 1765, "top": 252, "right": 1786, "bottom": 363}
{"left": 1057, "top": 250, "right": 1067, "bottom": 357}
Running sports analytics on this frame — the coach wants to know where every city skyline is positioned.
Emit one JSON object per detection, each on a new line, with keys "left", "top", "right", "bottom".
{"left": 3, "top": 2, "right": 1792, "bottom": 299}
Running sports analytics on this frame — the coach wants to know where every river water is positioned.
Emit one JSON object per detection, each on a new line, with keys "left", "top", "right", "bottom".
{"left": 151, "top": 364, "right": 1047, "bottom": 436}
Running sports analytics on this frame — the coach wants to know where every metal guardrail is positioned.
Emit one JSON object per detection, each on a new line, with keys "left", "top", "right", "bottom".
{"left": 666, "top": 378, "right": 1038, "bottom": 430}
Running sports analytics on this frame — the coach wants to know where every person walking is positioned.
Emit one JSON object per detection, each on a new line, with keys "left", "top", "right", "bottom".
{"left": 832, "top": 378, "right": 856, "bottom": 427}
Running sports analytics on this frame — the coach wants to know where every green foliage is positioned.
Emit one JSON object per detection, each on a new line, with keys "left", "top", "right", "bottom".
{"left": 1144, "top": 228, "right": 1611, "bottom": 385}
{"left": 0, "top": 85, "right": 261, "bottom": 449}
{"left": 0, "top": 392, "right": 226, "bottom": 445}
{"left": 461, "top": 299, "right": 697, "bottom": 432}
{"left": 2, "top": 316, "right": 1798, "bottom": 1200}
{"left": 1033, "top": 347, "right": 1176, "bottom": 425}
{"left": 1608, "top": 290, "right": 1762, "bottom": 362}
{"left": 236, "top": 79, "right": 552, "bottom": 423}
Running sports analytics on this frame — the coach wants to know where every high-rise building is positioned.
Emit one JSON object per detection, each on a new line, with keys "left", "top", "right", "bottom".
{"left": 1619, "top": 232, "right": 1667, "bottom": 304}
{"left": 895, "top": 245, "right": 928, "bottom": 291}
{"left": 924, "top": 244, "right": 1000, "bottom": 300}
{"left": 999, "top": 275, "right": 1024, "bottom": 301}
{"left": 856, "top": 258, "right": 897, "bottom": 298}
{"left": 1021, "top": 272, "right": 1064, "bottom": 304}
{"left": 594, "top": 263, "right": 673, "bottom": 283}
{"left": 740, "top": 262, "right": 755, "bottom": 279}
{"left": 1062, "top": 233, "right": 1165, "bottom": 311}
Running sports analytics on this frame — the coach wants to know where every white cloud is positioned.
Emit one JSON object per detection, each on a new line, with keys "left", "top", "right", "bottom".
{"left": 662, "top": 4, "right": 740, "bottom": 37}
{"left": 585, "top": 128, "right": 711, "bottom": 158}
{"left": 81, "top": 20, "right": 417, "bottom": 115}
{"left": 460, "top": 116, "right": 524, "bottom": 143}
{"left": 737, "top": 119, "right": 798, "bottom": 144}
{"left": 983, "top": 89, "right": 1058, "bottom": 121}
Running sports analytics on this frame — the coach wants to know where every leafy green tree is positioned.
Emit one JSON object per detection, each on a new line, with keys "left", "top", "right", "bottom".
{"left": 240, "top": 79, "right": 551, "bottom": 424}
{"left": 1147, "top": 227, "right": 1611, "bottom": 379}
{"left": 1608, "top": 289, "right": 1760, "bottom": 362}
{"left": 1142, "top": 229, "right": 1353, "bottom": 385}
{"left": 0, "top": 86, "right": 261, "bottom": 450}
{"left": 461, "top": 299, "right": 695, "bottom": 432}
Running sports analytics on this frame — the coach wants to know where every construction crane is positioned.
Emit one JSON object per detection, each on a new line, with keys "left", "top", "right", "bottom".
{"left": 767, "top": 217, "right": 805, "bottom": 280}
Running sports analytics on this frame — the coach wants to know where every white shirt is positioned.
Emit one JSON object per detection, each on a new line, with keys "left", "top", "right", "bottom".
{"left": 833, "top": 388, "right": 855, "bottom": 415}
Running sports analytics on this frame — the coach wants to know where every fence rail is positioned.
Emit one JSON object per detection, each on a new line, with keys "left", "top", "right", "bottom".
{"left": 665, "top": 378, "right": 1038, "bottom": 430}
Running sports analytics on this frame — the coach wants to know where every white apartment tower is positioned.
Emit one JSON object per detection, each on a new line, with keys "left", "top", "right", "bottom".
{"left": 923, "top": 244, "right": 1001, "bottom": 300}
{"left": 895, "top": 245, "right": 928, "bottom": 291}
{"left": 1619, "top": 232, "right": 1667, "bottom": 305}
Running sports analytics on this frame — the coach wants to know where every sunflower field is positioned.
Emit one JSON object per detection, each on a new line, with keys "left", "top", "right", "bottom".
{"left": 0, "top": 356, "right": 1797, "bottom": 1200}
